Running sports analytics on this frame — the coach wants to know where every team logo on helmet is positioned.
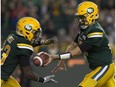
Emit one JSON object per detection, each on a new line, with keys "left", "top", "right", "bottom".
{"left": 24, "top": 24, "right": 32, "bottom": 31}
{"left": 87, "top": 8, "right": 94, "bottom": 14}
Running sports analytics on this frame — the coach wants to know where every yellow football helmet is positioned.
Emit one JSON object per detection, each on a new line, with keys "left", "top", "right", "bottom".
{"left": 75, "top": 1, "right": 99, "bottom": 29}
{"left": 16, "top": 17, "right": 42, "bottom": 42}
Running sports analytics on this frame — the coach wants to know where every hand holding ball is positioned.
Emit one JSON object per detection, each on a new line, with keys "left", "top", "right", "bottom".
{"left": 33, "top": 52, "right": 50, "bottom": 67}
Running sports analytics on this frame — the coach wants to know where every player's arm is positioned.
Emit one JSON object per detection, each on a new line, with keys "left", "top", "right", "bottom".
{"left": 66, "top": 41, "right": 78, "bottom": 52}
{"left": 32, "top": 38, "right": 55, "bottom": 47}
{"left": 19, "top": 56, "right": 57, "bottom": 83}
{"left": 52, "top": 41, "right": 78, "bottom": 73}
{"left": 50, "top": 41, "right": 92, "bottom": 60}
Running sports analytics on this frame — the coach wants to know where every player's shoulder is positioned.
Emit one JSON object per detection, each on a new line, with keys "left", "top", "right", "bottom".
{"left": 87, "top": 22, "right": 104, "bottom": 38}
{"left": 15, "top": 34, "right": 33, "bottom": 52}
{"left": 90, "top": 21, "right": 104, "bottom": 32}
{"left": 8, "top": 32, "right": 33, "bottom": 52}
{"left": 8, "top": 32, "right": 31, "bottom": 44}
{"left": 5, "top": 32, "right": 18, "bottom": 45}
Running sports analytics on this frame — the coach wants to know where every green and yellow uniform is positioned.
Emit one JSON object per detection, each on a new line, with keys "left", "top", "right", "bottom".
{"left": 74, "top": 22, "right": 114, "bottom": 87}
{"left": 1, "top": 32, "right": 34, "bottom": 87}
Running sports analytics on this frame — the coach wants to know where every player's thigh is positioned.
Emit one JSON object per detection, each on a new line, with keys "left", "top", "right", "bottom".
{"left": 4, "top": 76, "right": 21, "bottom": 87}
{"left": 1, "top": 79, "right": 5, "bottom": 87}
{"left": 79, "top": 63, "right": 114, "bottom": 87}
{"left": 95, "top": 63, "right": 114, "bottom": 87}
{"left": 102, "top": 77, "right": 115, "bottom": 87}
{"left": 78, "top": 66, "right": 102, "bottom": 87}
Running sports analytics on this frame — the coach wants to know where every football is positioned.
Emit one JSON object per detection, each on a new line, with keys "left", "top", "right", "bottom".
{"left": 33, "top": 52, "right": 50, "bottom": 67}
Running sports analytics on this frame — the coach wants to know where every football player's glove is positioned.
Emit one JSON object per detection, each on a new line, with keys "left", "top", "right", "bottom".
{"left": 41, "top": 38, "right": 55, "bottom": 45}
{"left": 32, "top": 38, "right": 55, "bottom": 47}
{"left": 43, "top": 75, "right": 57, "bottom": 83}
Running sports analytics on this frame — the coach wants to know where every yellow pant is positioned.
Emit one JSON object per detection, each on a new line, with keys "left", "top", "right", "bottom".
{"left": 1, "top": 76, "right": 21, "bottom": 87}
{"left": 79, "top": 63, "right": 115, "bottom": 87}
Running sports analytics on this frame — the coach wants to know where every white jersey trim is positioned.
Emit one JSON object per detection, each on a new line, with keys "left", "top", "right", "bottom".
{"left": 88, "top": 35, "right": 103, "bottom": 38}
{"left": 17, "top": 46, "right": 34, "bottom": 51}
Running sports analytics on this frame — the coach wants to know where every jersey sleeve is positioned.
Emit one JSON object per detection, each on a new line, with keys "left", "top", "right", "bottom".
{"left": 84, "top": 31, "right": 103, "bottom": 46}
{"left": 17, "top": 43, "right": 34, "bottom": 56}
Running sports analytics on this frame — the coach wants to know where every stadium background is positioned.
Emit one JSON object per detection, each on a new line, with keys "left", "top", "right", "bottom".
{"left": 1, "top": 0, "right": 115, "bottom": 87}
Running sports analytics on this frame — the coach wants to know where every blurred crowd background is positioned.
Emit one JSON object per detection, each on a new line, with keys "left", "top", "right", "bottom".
{"left": 1, "top": 0, "right": 115, "bottom": 87}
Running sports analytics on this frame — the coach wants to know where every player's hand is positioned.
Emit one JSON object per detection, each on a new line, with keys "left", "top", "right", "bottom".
{"left": 44, "top": 38, "right": 55, "bottom": 45}
{"left": 52, "top": 60, "right": 67, "bottom": 73}
{"left": 43, "top": 53, "right": 54, "bottom": 67}
{"left": 43, "top": 53, "right": 61, "bottom": 66}
{"left": 43, "top": 75, "right": 57, "bottom": 83}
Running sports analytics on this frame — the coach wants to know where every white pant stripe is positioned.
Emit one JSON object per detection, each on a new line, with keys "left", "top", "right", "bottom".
{"left": 93, "top": 65, "right": 108, "bottom": 80}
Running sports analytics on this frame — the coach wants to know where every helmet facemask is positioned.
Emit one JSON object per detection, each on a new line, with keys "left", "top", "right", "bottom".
{"left": 31, "top": 28, "right": 42, "bottom": 44}
{"left": 74, "top": 15, "right": 89, "bottom": 29}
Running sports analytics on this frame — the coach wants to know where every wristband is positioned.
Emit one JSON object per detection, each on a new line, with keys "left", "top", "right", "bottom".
{"left": 37, "top": 77, "right": 44, "bottom": 83}
{"left": 59, "top": 52, "right": 71, "bottom": 60}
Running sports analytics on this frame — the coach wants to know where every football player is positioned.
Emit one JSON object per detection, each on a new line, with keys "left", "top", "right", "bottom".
{"left": 1, "top": 17, "right": 57, "bottom": 87}
{"left": 47, "top": 1, "right": 115, "bottom": 87}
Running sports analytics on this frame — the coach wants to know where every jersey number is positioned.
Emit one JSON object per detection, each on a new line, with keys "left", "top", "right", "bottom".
{"left": 1, "top": 45, "right": 11, "bottom": 65}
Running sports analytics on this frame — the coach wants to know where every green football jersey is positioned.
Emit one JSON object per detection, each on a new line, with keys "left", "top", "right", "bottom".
{"left": 74, "top": 21, "right": 112, "bottom": 70}
{"left": 1, "top": 32, "right": 34, "bottom": 80}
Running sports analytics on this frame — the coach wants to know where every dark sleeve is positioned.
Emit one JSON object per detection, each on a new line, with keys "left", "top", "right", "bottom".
{"left": 32, "top": 41, "right": 41, "bottom": 47}
{"left": 32, "top": 38, "right": 43, "bottom": 47}
{"left": 19, "top": 55, "right": 30, "bottom": 67}
{"left": 86, "top": 31, "right": 103, "bottom": 46}
{"left": 84, "top": 37, "right": 103, "bottom": 46}
{"left": 79, "top": 42, "right": 92, "bottom": 53}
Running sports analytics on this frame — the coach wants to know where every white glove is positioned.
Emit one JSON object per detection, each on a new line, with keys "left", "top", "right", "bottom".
{"left": 43, "top": 75, "right": 58, "bottom": 83}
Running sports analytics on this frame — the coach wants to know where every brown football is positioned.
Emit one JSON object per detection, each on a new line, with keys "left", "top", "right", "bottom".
{"left": 33, "top": 52, "right": 49, "bottom": 67}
